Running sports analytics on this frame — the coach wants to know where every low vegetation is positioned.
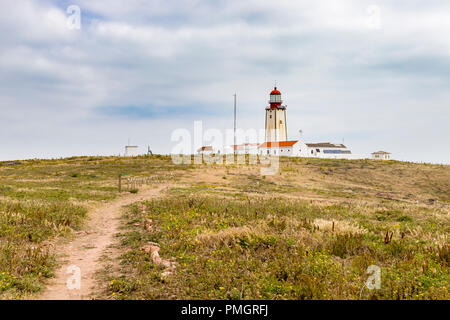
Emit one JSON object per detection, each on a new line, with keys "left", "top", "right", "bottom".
{"left": 0, "top": 155, "right": 448, "bottom": 299}
{"left": 108, "top": 192, "right": 448, "bottom": 300}
{"left": 105, "top": 157, "right": 449, "bottom": 300}
{"left": 0, "top": 155, "right": 188, "bottom": 298}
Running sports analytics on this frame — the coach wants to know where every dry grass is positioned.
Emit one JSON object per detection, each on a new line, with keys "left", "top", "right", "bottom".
{"left": 313, "top": 218, "right": 367, "bottom": 234}
{"left": 0, "top": 155, "right": 190, "bottom": 299}
{"left": 196, "top": 225, "right": 263, "bottom": 247}
{"left": 1, "top": 155, "right": 448, "bottom": 300}
{"left": 104, "top": 157, "right": 449, "bottom": 300}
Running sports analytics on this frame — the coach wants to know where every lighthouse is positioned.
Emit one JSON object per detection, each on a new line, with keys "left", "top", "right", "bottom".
{"left": 259, "top": 86, "right": 358, "bottom": 159}
{"left": 265, "top": 87, "right": 288, "bottom": 142}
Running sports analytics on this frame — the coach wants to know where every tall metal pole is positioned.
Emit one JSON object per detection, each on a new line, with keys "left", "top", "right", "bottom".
{"left": 233, "top": 93, "right": 237, "bottom": 156}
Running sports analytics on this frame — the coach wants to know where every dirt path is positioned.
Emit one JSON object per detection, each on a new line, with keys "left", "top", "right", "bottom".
{"left": 37, "top": 186, "right": 165, "bottom": 300}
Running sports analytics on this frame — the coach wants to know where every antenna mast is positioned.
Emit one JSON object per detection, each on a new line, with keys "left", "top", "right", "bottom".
{"left": 233, "top": 93, "right": 237, "bottom": 156}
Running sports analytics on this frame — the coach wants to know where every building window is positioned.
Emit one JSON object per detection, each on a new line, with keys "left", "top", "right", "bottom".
{"left": 274, "top": 150, "right": 276, "bottom": 155}
{"left": 267, "top": 150, "right": 269, "bottom": 155}
{"left": 316, "top": 149, "right": 320, "bottom": 153}
{"left": 280, "top": 120, "right": 282, "bottom": 124}
{"left": 311, "top": 150, "right": 314, "bottom": 154}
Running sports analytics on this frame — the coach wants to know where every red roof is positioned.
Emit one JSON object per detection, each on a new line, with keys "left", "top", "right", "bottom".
{"left": 197, "top": 146, "right": 213, "bottom": 152}
{"left": 270, "top": 87, "right": 281, "bottom": 95}
{"left": 259, "top": 140, "right": 298, "bottom": 148}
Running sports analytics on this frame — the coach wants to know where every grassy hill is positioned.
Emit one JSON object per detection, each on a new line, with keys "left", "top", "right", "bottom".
{"left": 0, "top": 156, "right": 448, "bottom": 299}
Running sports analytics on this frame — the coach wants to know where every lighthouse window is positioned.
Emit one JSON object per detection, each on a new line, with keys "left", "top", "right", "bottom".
{"left": 270, "top": 115, "right": 272, "bottom": 118}
{"left": 280, "top": 120, "right": 282, "bottom": 124}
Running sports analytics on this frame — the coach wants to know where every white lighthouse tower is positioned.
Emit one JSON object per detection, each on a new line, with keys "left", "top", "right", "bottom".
{"left": 265, "top": 87, "right": 288, "bottom": 142}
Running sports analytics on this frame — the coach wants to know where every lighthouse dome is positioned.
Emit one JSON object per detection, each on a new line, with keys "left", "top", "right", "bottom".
{"left": 270, "top": 87, "right": 281, "bottom": 95}
{"left": 269, "top": 86, "right": 282, "bottom": 104}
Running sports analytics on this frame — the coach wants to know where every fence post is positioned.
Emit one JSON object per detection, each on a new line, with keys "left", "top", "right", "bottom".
{"left": 118, "top": 174, "right": 122, "bottom": 193}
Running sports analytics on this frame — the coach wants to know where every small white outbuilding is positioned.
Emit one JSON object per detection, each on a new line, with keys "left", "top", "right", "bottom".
{"left": 124, "top": 145, "right": 139, "bottom": 157}
{"left": 232, "top": 143, "right": 260, "bottom": 155}
{"left": 197, "top": 146, "right": 214, "bottom": 155}
{"left": 371, "top": 151, "right": 391, "bottom": 160}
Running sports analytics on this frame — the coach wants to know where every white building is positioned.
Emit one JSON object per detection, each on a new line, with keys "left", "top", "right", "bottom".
{"left": 256, "top": 87, "right": 362, "bottom": 159}
{"left": 371, "top": 151, "right": 391, "bottom": 160}
{"left": 197, "top": 146, "right": 223, "bottom": 155}
{"left": 258, "top": 140, "right": 361, "bottom": 159}
{"left": 124, "top": 145, "right": 139, "bottom": 156}
{"left": 297, "top": 142, "right": 361, "bottom": 159}
{"left": 232, "top": 143, "right": 259, "bottom": 155}
{"left": 258, "top": 140, "right": 298, "bottom": 156}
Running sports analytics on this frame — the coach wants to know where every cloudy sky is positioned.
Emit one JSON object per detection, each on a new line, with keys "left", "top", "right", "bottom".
{"left": 0, "top": 0, "right": 449, "bottom": 163}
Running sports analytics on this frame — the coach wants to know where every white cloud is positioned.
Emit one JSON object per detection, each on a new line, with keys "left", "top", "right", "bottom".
{"left": 0, "top": 0, "right": 449, "bottom": 163}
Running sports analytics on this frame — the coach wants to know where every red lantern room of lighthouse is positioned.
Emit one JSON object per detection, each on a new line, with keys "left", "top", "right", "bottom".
{"left": 269, "top": 87, "right": 283, "bottom": 108}
{"left": 265, "top": 87, "right": 288, "bottom": 142}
